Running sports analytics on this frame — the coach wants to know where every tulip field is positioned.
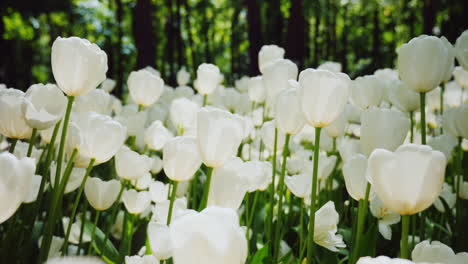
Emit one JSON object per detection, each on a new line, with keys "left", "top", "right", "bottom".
{"left": 1, "top": 27, "right": 468, "bottom": 264}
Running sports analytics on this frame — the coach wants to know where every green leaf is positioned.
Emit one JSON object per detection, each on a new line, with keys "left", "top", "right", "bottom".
{"left": 83, "top": 218, "right": 119, "bottom": 264}
{"left": 250, "top": 244, "right": 269, "bottom": 264}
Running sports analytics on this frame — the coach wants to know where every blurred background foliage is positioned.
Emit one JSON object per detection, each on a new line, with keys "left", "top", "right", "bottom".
{"left": 1, "top": 0, "right": 467, "bottom": 96}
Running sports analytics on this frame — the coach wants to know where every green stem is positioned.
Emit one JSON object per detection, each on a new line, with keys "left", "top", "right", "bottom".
{"left": 54, "top": 96, "right": 75, "bottom": 190}
{"left": 440, "top": 84, "right": 444, "bottom": 134}
{"left": 247, "top": 191, "right": 259, "bottom": 228}
{"left": 400, "top": 215, "right": 410, "bottom": 259}
{"left": 8, "top": 138, "right": 18, "bottom": 153}
{"left": 62, "top": 158, "right": 95, "bottom": 253}
{"left": 420, "top": 92, "right": 426, "bottom": 145}
{"left": 27, "top": 128, "right": 37, "bottom": 157}
{"left": 138, "top": 104, "right": 143, "bottom": 112}
{"left": 87, "top": 211, "right": 101, "bottom": 254}
{"left": 455, "top": 137, "right": 463, "bottom": 247}
{"left": 267, "top": 128, "right": 278, "bottom": 243}
{"left": 102, "top": 182, "right": 125, "bottom": 258}
{"left": 39, "top": 147, "right": 77, "bottom": 261}
{"left": 77, "top": 201, "right": 89, "bottom": 255}
{"left": 299, "top": 201, "right": 305, "bottom": 261}
{"left": 350, "top": 183, "right": 371, "bottom": 264}
{"left": 306, "top": 127, "right": 321, "bottom": 264}
{"left": 198, "top": 167, "right": 213, "bottom": 211}
{"left": 410, "top": 112, "right": 414, "bottom": 143}
{"left": 167, "top": 181, "right": 179, "bottom": 225}
{"left": 203, "top": 94, "right": 208, "bottom": 106}
{"left": 273, "top": 134, "right": 290, "bottom": 263}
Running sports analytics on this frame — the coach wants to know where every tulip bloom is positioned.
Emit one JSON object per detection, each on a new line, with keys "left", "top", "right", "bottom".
{"left": 258, "top": 44, "right": 285, "bottom": 73}
{"left": 0, "top": 89, "right": 33, "bottom": 139}
{"left": 196, "top": 107, "right": 245, "bottom": 168}
{"left": 163, "top": 136, "right": 202, "bottom": 182}
{"left": 455, "top": 30, "right": 468, "bottom": 70}
{"left": 193, "top": 63, "right": 223, "bottom": 96}
{"left": 128, "top": 69, "right": 165, "bottom": 107}
{"left": 169, "top": 207, "right": 247, "bottom": 264}
{"left": 274, "top": 87, "right": 306, "bottom": 135}
{"left": 22, "top": 84, "right": 67, "bottom": 130}
{"left": 51, "top": 36, "right": 108, "bottom": 96}
{"left": 85, "top": 177, "right": 121, "bottom": 211}
{"left": 350, "top": 75, "right": 385, "bottom": 110}
{"left": 0, "top": 152, "right": 35, "bottom": 223}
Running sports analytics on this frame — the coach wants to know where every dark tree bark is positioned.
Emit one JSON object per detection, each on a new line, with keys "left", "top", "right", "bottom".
{"left": 340, "top": 3, "right": 349, "bottom": 73}
{"left": 133, "top": 0, "right": 156, "bottom": 69}
{"left": 312, "top": 1, "right": 321, "bottom": 66}
{"left": 422, "top": 0, "right": 437, "bottom": 35}
{"left": 183, "top": 0, "right": 197, "bottom": 75}
{"left": 286, "top": 0, "right": 305, "bottom": 68}
{"left": 201, "top": 0, "right": 212, "bottom": 62}
{"left": 231, "top": 1, "right": 242, "bottom": 80}
{"left": 115, "top": 0, "right": 123, "bottom": 98}
{"left": 371, "top": 7, "right": 381, "bottom": 71}
{"left": 165, "top": 0, "right": 176, "bottom": 85}
{"left": 246, "top": 0, "right": 262, "bottom": 75}
{"left": 175, "top": 0, "right": 184, "bottom": 70}
{"left": 264, "top": 0, "right": 282, "bottom": 45}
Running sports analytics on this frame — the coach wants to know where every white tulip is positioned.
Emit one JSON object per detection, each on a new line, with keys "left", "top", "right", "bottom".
{"left": 163, "top": 136, "right": 202, "bottom": 182}
{"left": 170, "top": 98, "right": 200, "bottom": 135}
{"left": 122, "top": 190, "right": 151, "bottom": 215}
{"left": 169, "top": 207, "right": 247, "bottom": 264}
{"left": 357, "top": 256, "right": 415, "bottom": 264}
{"left": 313, "top": 201, "right": 346, "bottom": 252}
{"left": 388, "top": 80, "right": 420, "bottom": 113}
{"left": 433, "top": 183, "right": 456, "bottom": 213}
{"left": 128, "top": 69, "right": 165, "bottom": 107}
{"left": 343, "top": 154, "right": 371, "bottom": 201}
{"left": 144, "top": 120, "right": 174, "bottom": 151}
{"left": 52, "top": 36, "right": 108, "bottom": 96}
{"left": 115, "top": 105, "right": 148, "bottom": 137}
{"left": 50, "top": 162, "right": 86, "bottom": 194}
{"left": 22, "top": 83, "right": 67, "bottom": 130}
{"left": 261, "top": 120, "right": 286, "bottom": 152}
{"left": 370, "top": 197, "right": 401, "bottom": 240}
{"left": 176, "top": 68, "right": 190, "bottom": 86}
{"left": 148, "top": 222, "right": 172, "bottom": 260}
{"left": 74, "top": 89, "right": 112, "bottom": 115}
{"left": 193, "top": 63, "right": 222, "bottom": 95}
{"left": 61, "top": 217, "right": 91, "bottom": 244}
{"left": 258, "top": 45, "right": 285, "bottom": 73}
{"left": 360, "top": 107, "right": 410, "bottom": 156}
{"left": 196, "top": 107, "right": 245, "bottom": 168}
{"left": 0, "top": 89, "right": 33, "bottom": 139}
{"left": 274, "top": 87, "right": 306, "bottom": 135}
{"left": 100, "top": 78, "right": 116, "bottom": 93}
{"left": 397, "top": 35, "right": 449, "bottom": 93}
{"left": 152, "top": 198, "right": 188, "bottom": 223}
{"left": 455, "top": 30, "right": 468, "bottom": 70}
{"left": 350, "top": 75, "right": 385, "bottom": 110}
{"left": 0, "top": 152, "right": 35, "bottom": 223}
{"left": 149, "top": 181, "right": 169, "bottom": 203}
{"left": 367, "top": 144, "right": 446, "bottom": 215}
{"left": 263, "top": 59, "right": 298, "bottom": 111}
{"left": 115, "top": 146, "right": 153, "bottom": 181}
{"left": 125, "top": 255, "right": 159, "bottom": 264}
{"left": 453, "top": 66, "right": 468, "bottom": 89}
{"left": 298, "top": 69, "right": 350, "bottom": 128}
{"left": 85, "top": 177, "right": 121, "bottom": 211}
{"left": 317, "top": 61, "right": 342, "bottom": 73}
{"left": 324, "top": 112, "right": 347, "bottom": 139}
{"left": 411, "top": 240, "right": 455, "bottom": 263}
{"left": 248, "top": 76, "right": 266, "bottom": 103}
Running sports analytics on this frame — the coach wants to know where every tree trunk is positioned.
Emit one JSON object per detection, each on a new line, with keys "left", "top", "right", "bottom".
{"left": 371, "top": 6, "right": 381, "bottom": 71}
{"left": 231, "top": 1, "right": 242, "bottom": 80}
{"left": 422, "top": 0, "right": 436, "bottom": 35}
{"left": 115, "top": 0, "right": 123, "bottom": 98}
{"left": 183, "top": 0, "right": 197, "bottom": 75}
{"left": 247, "top": 0, "right": 262, "bottom": 75}
{"left": 264, "top": 0, "right": 282, "bottom": 45}
{"left": 286, "top": 0, "right": 305, "bottom": 68}
{"left": 133, "top": 0, "right": 156, "bottom": 69}
{"left": 312, "top": 1, "right": 321, "bottom": 66}
{"left": 340, "top": 4, "right": 349, "bottom": 73}
{"left": 165, "top": 0, "right": 176, "bottom": 85}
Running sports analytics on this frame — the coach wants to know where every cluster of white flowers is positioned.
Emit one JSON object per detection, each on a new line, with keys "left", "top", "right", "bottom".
{"left": 1, "top": 30, "right": 468, "bottom": 264}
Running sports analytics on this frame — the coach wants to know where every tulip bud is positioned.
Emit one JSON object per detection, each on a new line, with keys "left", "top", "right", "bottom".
{"left": 411, "top": 240, "right": 455, "bottom": 263}
{"left": 324, "top": 112, "right": 347, "bottom": 139}
{"left": 122, "top": 189, "right": 151, "bottom": 215}
{"left": 170, "top": 98, "right": 200, "bottom": 135}
{"left": 163, "top": 136, "right": 202, "bottom": 182}
{"left": 85, "top": 177, "right": 121, "bottom": 211}
{"left": 367, "top": 144, "right": 446, "bottom": 215}
{"left": 274, "top": 86, "right": 306, "bottom": 135}
{"left": 177, "top": 67, "right": 190, "bottom": 86}
{"left": 261, "top": 120, "right": 286, "bottom": 152}
{"left": 397, "top": 35, "right": 449, "bottom": 93}
{"left": 343, "top": 154, "right": 371, "bottom": 201}
{"left": 258, "top": 45, "right": 285, "bottom": 73}
{"left": 115, "top": 146, "right": 153, "bottom": 181}
{"left": 51, "top": 36, "right": 108, "bottom": 96}
{"left": 247, "top": 76, "right": 266, "bottom": 103}
{"left": 455, "top": 30, "right": 468, "bottom": 70}
{"left": 72, "top": 112, "right": 127, "bottom": 167}
{"left": 453, "top": 66, "right": 468, "bottom": 89}
{"left": 388, "top": 80, "right": 420, "bottom": 113}
{"left": 350, "top": 75, "right": 385, "bottom": 110}
{"left": 74, "top": 89, "right": 112, "bottom": 115}
{"left": 169, "top": 207, "right": 247, "bottom": 264}
{"left": 0, "top": 152, "right": 35, "bottom": 223}
{"left": 22, "top": 84, "right": 67, "bottom": 130}
{"left": 263, "top": 59, "right": 298, "bottom": 111}
{"left": 144, "top": 120, "right": 174, "bottom": 151}
{"left": 194, "top": 63, "right": 222, "bottom": 95}
{"left": 298, "top": 69, "right": 350, "bottom": 128}
{"left": 196, "top": 107, "right": 245, "bottom": 168}
{"left": 360, "top": 107, "right": 410, "bottom": 156}
{"left": 0, "top": 89, "right": 33, "bottom": 139}
{"left": 100, "top": 78, "right": 116, "bottom": 93}
{"left": 128, "top": 69, "right": 165, "bottom": 107}
{"left": 317, "top": 61, "right": 342, "bottom": 73}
